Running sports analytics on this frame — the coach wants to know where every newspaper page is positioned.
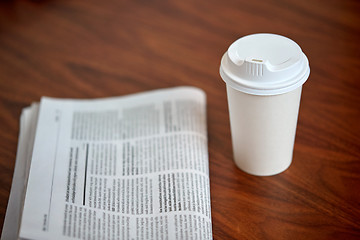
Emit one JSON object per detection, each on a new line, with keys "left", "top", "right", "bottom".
{"left": 1, "top": 104, "right": 39, "bottom": 240}
{"left": 17, "top": 87, "right": 212, "bottom": 240}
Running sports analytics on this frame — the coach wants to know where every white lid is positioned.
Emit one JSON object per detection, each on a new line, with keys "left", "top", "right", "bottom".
{"left": 220, "top": 33, "right": 310, "bottom": 95}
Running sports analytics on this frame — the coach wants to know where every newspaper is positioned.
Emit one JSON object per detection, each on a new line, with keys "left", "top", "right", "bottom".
{"left": 1, "top": 87, "right": 212, "bottom": 240}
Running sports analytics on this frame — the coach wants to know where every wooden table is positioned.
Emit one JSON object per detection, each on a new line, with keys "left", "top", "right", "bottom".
{"left": 1, "top": 0, "right": 359, "bottom": 239}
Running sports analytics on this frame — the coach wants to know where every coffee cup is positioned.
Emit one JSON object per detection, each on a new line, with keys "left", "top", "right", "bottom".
{"left": 220, "top": 33, "right": 310, "bottom": 176}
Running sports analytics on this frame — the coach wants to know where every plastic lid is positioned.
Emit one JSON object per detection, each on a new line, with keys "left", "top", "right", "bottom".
{"left": 220, "top": 33, "right": 310, "bottom": 95}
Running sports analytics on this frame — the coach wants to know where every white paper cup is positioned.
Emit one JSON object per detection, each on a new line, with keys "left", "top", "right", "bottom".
{"left": 220, "top": 33, "right": 310, "bottom": 176}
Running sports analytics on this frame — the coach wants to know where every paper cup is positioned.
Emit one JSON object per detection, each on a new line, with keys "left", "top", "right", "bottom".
{"left": 220, "top": 33, "right": 310, "bottom": 176}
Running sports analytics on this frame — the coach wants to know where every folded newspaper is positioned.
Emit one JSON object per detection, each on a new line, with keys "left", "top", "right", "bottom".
{"left": 1, "top": 87, "right": 212, "bottom": 240}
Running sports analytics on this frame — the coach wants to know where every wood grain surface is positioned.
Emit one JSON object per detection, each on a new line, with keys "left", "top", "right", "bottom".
{"left": 1, "top": 0, "right": 359, "bottom": 239}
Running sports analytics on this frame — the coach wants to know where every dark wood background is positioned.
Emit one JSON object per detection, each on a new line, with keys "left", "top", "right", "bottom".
{"left": 1, "top": 0, "right": 359, "bottom": 239}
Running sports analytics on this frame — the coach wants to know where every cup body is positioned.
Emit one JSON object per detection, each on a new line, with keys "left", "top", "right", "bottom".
{"left": 226, "top": 84, "right": 302, "bottom": 176}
